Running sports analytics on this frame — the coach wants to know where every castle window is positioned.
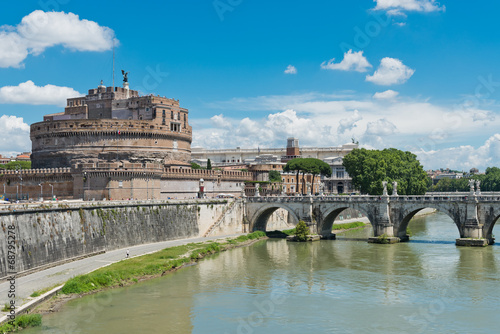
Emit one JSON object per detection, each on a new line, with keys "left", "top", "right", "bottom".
{"left": 171, "top": 111, "right": 173, "bottom": 119}
{"left": 162, "top": 119, "right": 165, "bottom": 125}
{"left": 119, "top": 181, "right": 123, "bottom": 188}
{"left": 162, "top": 110, "right": 165, "bottom": 116}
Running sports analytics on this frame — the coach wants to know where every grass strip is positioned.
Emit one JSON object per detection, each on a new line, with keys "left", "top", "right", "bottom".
{"left": 62, "top": 231, "right": 267, "bottom": 295}
{"left": 331, "top": 221, "right": 367, "bottom": 230}
{"left": 0, "top": 314, "right": 42, "bottom": 332}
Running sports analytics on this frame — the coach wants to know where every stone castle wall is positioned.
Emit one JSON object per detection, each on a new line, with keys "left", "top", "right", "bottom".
{"left": 30, "top": 119, "right": 192, "bottom": 168}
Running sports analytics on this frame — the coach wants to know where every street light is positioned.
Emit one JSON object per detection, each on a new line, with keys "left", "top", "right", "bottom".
{"left": 15, "top": 165, "right": 22, "bottom": 200}
{"left": 49, "top": 184, "right": 54, "bottom": 199}
{"left": 83, "top": 172, "right": 87, "bottom": 201}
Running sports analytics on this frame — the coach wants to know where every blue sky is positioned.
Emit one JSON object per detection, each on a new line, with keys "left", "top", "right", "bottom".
{"left": 1, "top": 0, "right": 500, "bottom": 170}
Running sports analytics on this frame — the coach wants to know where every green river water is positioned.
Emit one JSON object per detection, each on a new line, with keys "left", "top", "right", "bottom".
{"left": 24, "top": 212, "right": 500, "bottom": 333}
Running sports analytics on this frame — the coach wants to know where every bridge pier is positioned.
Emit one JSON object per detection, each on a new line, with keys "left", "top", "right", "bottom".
{"left": 456, "top": 224, "right": 489, "bottom": 246}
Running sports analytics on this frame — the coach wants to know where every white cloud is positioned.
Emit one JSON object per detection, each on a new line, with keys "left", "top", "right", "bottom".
{"left": 0, "top": 115, "right": 30, "bottom": 156}
{"left": 366, "top": 57, "right": 415, "bottom": 85}
{"left": 284, "top": 65, "right": 297, "bottom": 74}
{"left": 321, "top": 50, "right": 372, "bottom": 72}
{"left": 0, "top": 10, "right": 116, "bottom": 68}
{"left": 338, "top": 110, "right": 363, "bottom": 134}
{"left": 373, "top": 0, "right": 445, "bottom": 15}
{"left": 195, "top": 91, "right": 500, "bottom": 170}
{"left": 373, "top": 90, "right": 399, "bottom": 100}
{"left": 210, "top": 114, "right": 232, "bottom": 128}
{"left": 365, "top": 118, "right": 398, "bottom": 136}
{"left": 0, "top": 32, "right": 28, "bottom": 68}
{"left": 0, "top": 81, "right": 81, "bottom": 106}
{"left": 417, "top": 134, "right": 500, "bottom": 170}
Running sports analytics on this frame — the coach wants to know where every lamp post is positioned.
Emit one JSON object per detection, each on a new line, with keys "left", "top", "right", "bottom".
{"left": 83, "top": 172, "right": 87, "bottom": 201}
{"left": 15, "top": 165, "right": 22, "bottom": 200}
{"left": 49, "top": 184, "right": 54, "bottom": 199}
{"left": 3, "top": 183, "right": 5, "bottom": 198}
{"left": 16, "top": 185, "right": 18, "bottom": 201}
{"left": 38, "top": 183, "right": 43, "bottom": 200}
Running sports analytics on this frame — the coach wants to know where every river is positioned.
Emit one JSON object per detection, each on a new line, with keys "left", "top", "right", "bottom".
{"left": 25, "top": 212, "right": 500, "bottom": 333}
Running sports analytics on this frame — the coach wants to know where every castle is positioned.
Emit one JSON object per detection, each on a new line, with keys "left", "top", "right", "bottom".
{"left": 2, "top": 77, "right": 251, "bottom": 201}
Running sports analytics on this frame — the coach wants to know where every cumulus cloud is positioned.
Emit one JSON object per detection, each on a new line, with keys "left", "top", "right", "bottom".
{"left": 195, "top": 91, "right": 500, "bottom": 169}
{"left": 373, "top": 0, "right": 445, "bottom": 16}
{"left": 338, "top": 110, "right": 363, "bottom": 134}
{"left": 321, "top": 50, "right": 372, "bottom": 72}
{"left": 373, "top": 90, "right": 399, "bottom": 100}
{"left": 417, "top": 134, "right": 500, "bottom": 170}
{"left": 210, "top": 114, "right": 232, "bottom": 128}
{"left": 0, "top": 115, "right": 30, "bottom": 156}
{"left": 0, "top": 81, "right": 81, "bottom": 106}
{"left": 0, "top": 10, "right": 116, "bottom": 68}
{"left": 284, "top": 65, "right": 297, "bottom": 74}
{"left": 365, "top": 118, "right": 398, "bottom": 136}
{"left": 366, "top": 57, "right": 415, "bottom": 85}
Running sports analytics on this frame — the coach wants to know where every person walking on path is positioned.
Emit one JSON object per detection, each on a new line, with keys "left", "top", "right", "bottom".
{"left": 126, "top": 249, "right": 129, "bottom": 258}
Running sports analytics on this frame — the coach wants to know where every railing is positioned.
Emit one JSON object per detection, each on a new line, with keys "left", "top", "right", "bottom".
{"left": 245, "top": 193, "right": 500, "bottom": 203}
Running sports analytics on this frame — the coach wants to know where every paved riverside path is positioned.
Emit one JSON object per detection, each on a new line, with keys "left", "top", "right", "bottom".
{"left": 0, "top": 234, "right": 243, "bottom": 307}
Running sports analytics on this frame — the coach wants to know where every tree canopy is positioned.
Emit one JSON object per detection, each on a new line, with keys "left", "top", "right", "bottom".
{"left": 268, "top": 170, "right": 282, "bottom": 182}
{"left": 283, "top": 158, "right": 331, "bottom": 177}
{"left": 284, "top": 158, "right": 332, "bottom": 194}
{"left": 342, "top": 148, "right": 428, "bottom": 195}
{"left": 0, "top": 161, "right": 31, "bottom": 170}
{"left": 429, "top": 166, "right": 500, "bottom": 192}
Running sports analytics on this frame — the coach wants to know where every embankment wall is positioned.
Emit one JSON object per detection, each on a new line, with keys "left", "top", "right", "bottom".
{"left": 0, "top": 199, "right": 236, "bottom": 278}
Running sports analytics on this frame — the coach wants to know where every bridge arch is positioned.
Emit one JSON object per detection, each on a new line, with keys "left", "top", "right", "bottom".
{"left": 482, "top": 206, "right": 500, "bottom": 242}
{"left": 318, "top": 204, "right": 373, "bottom": 237}
{"left": 393, "top": 203, "right": 461, "bottom": 239}
{"left": 249, "top": 203, "right": 300, "bottom": 232}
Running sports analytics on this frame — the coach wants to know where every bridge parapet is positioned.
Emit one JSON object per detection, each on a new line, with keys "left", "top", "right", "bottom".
{"left": 244, "top": 193, "right": 500, "bottom": 246}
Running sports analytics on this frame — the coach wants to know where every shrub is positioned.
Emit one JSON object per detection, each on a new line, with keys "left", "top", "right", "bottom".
{"left": 295, "top": 220, "right": 310, "bottom": 242}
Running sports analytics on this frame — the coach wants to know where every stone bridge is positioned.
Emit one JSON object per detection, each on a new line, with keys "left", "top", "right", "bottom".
{"left": 244, "top": 192, "right": 500, "bottom": 246}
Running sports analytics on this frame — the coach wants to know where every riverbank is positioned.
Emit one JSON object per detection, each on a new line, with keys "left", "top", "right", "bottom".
{"left": 1, "top": 232, "right": 267, "bottom": 332}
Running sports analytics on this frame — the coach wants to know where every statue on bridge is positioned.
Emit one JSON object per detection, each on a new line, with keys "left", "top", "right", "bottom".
{"left": 476, "top": 180, "right": 481, "bottom": 195}
{"left": 382, "top": 181, "right": 388, "bottom": 196}
{"left": 254, "top": 183, "right": 260, "bottom": 197}
{"left": 392, "top": 181, "right": 398, "bottom": 196}
{"left": 469, "top": 179, "right": 475, "bottom": 195}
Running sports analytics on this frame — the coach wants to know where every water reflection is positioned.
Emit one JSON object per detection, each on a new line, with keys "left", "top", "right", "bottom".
{"left": 25, "top": 213, "right": 500, "bottom": 334}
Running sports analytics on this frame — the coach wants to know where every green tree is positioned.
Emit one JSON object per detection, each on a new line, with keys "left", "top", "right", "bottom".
{"left": 268, "top": 170, "right": 282, "bottom": 182}
{"left": 284, "top": 158, "right": 332, "bottom": 194}
{"left": 206, "top": 159, "right": 212, "bottom": 170}
{"left": 343, "top": 148, "right": 428, "bottom": 195}
{"left": 295, "top": 220, "right": 310, "bottom": 242}
{"left": 0, "top": 161, "right": 31, "bottom": 170}
{"left": 190, "top": 162, "right": 202, "bottom": 169}
{"left": 283, "top": 158, "right": 302, "bottom": 194}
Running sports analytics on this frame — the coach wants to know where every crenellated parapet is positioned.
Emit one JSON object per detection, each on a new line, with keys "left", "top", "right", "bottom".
{"left": 163, "top": 167, "right": 252, "bottom": 182}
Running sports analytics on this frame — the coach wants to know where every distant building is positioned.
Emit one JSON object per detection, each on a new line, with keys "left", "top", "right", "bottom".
{"left": 191, "top": 138, "right": 358, "bottom": 166}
